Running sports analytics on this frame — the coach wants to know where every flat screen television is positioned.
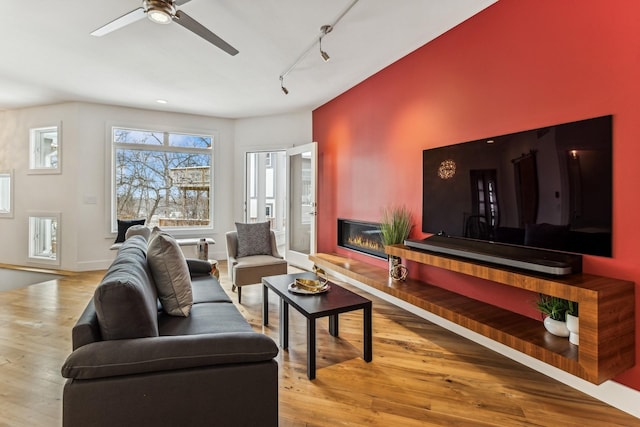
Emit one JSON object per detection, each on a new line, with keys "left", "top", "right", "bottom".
{"left": 421, "top": 115, "right": 612, "bottom": 258}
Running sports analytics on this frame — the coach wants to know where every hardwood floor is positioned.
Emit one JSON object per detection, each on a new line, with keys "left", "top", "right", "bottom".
{"left": 0, "top": 263, "right": 638, "bottom": 426}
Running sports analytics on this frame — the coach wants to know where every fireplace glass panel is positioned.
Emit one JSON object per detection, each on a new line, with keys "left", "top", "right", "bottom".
{"left": 337, "top": 219, "right": 386, "bottom": 259}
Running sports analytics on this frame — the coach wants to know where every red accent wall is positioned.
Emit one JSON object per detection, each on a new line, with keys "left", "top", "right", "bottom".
{"left": 313, "top": 0, "right": 640, "bottom": 390}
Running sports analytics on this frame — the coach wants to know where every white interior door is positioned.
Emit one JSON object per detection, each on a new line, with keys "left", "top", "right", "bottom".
{"left": 285, "top": 142, "right": 317, "bottom": 270}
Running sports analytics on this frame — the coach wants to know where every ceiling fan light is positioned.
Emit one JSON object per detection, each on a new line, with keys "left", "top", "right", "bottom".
{"left": 148, "top": 8, "right": 172, "bottom": 24}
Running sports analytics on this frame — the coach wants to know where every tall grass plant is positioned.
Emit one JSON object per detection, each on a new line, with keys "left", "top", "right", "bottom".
{"left": 380, "top": 206, "right": 412, "bottom": 246}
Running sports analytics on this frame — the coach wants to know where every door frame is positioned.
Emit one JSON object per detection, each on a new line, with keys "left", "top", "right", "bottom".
{"left": 285, "top": 142, "right": 317, "bottom": 270}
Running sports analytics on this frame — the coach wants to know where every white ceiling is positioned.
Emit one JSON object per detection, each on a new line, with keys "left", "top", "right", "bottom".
{"left": 0, "top": 0, "right": 496, "bottom": 119}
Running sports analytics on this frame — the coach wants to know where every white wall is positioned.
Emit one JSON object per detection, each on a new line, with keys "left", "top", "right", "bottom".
{"left": 0, "top": 103, "right": 80, "bottom": 270}
{"left": 73, "top": 103, "right": 237, "bottom": 269}
{"left": 0, "top": 102, "right": 311, "bottom": 271}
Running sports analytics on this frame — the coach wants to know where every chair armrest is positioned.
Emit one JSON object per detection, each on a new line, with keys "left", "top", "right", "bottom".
{"left": 61, "top": 332, "right": 278, "bottom": 380}
{"left": 186, "top": 258, "right": 212, "bottom": 277}
{"left": 269, "top": 230, "right": 283, "bottom": 258}
{"left": 226, "top": 254, "right": 238, "bottom": 284}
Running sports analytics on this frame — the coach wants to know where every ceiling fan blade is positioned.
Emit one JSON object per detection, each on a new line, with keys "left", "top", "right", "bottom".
{"left": 91, "top": 7, "right": 146, "bottom": 37}
{"left": 173, "top": 10, "right": 239, "bottom": 56}
{"left": 174, "top": 0, "right": 193, "bottom": 5}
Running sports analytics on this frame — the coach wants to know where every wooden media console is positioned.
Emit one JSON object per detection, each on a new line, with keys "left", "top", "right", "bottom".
{"left": 310, "top": 245, "right": 635, "bottom": 384}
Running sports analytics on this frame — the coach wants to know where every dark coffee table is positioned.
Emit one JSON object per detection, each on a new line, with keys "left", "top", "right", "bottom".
{"left": 262, "top": 272, "right": 372, "bottom": 379}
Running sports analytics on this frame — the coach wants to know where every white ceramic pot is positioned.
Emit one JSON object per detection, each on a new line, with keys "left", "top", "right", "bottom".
{"left": 543, "top": 316, "right": 570, "bottom": 337}
{"left": 566, "top": 314, "right": 579, "bottom": 345}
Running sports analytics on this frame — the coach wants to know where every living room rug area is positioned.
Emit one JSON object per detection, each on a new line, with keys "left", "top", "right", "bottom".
{"left": 0, "top": 268, "right": 62, "bottom": 292}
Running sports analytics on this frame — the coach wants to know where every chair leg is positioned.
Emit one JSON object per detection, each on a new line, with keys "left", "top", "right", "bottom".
{"left": 232, "top": 284, "right": 237, "bottom": 292}
{"left": 237, "top": 286, "right": 242, "bottom": 304}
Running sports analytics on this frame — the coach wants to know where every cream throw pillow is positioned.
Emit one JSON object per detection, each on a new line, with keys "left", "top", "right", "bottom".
{"left": 148, "top": 226, "right": 163, "bottom": 244}
{"left": 147, "top": 232, "right": 193, "bottom": 316}
{"left": 125, "top": 224, "right": 151, "bottom": 241}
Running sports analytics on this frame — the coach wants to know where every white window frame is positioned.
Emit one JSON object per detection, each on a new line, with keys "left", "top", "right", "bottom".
{"left": 109, "top": 125, "right": 215, "bottom": 236}
{"left": 0, "top": 169, "right": 14, "bottom": 218}
{"left": 28, "top": 212, "right": 60, "bottom": 266}
{"left": 29, "top": 124, "right": 62, "bottom": 174}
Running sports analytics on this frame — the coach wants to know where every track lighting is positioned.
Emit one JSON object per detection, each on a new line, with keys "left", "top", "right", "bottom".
{"left": 319, "top": 40, "right": 330, "bottom": 62}
{"left": 277, "top": 0, "right": 359, "bottom": 94}
{"left": 319, "top": 25, "right": 332, "bottom": 62}
{"left": 280, "top": 76, "right": 289, "bottom": 95}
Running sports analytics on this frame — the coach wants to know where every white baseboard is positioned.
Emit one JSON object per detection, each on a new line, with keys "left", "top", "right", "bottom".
{"left": 330, "top": 270, "right": 640, "bottom": 420}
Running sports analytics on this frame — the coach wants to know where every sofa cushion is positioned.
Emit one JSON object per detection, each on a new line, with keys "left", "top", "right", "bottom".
{"left": 191, "top": 277, "right": 232, "bottom": 304}
{"left": 147, "top": 232, "right": 193, "bottom": 317}
{"left": 235, "top": 221, "right": 272, "bottom": 258}
{"left": 233, "top": 255, "right": 289, "bottom": 287}
{"left": 94, "top": 235, "right": 159, "bottom": 340}
{"left": 158, "top": 303, "right": 253, "bottom": 336}
{"left": 114, "top": 218, "right": 146, "bottom": 243}
{"left": 186, "top": 259, "right": 213, "bottom": 277}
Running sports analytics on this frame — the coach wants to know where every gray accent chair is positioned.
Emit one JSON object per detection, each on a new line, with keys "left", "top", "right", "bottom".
{"left": 226, "top": 230, "right": 288, "bottom": 303}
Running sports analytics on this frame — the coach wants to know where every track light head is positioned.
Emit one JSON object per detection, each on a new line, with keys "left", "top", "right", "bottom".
{"left": 319, "top": 37, "right": 330, "bottom": 62}
{"left": 320, "top": 46, "right": 330, "bottom": 62}
{"left": 319, "top": 25, "right": 332, "bottom": 62}
{"left": 277, "top": 2, "right": 359, "bottom": 97}
{"left": 280, "top": 76, "right": 289, "bottom": 95}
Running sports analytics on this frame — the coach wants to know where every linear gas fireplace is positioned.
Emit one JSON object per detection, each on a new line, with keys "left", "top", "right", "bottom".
{"left": 337, "top": 219, "right": 386, "bottom": 259}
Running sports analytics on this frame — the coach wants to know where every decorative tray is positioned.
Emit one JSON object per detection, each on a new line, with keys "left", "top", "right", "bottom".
{"left": 288, "top": 278, "right": 330, "bottom": 295}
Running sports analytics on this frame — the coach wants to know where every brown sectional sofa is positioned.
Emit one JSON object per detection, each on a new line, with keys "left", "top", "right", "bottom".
{"left": 61, "top": 235, "right": 279, "bottom": 426}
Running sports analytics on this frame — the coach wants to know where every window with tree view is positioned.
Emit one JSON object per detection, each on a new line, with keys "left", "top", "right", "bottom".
{"left": 112, "top": 127, "right": 213, "bottom": 231}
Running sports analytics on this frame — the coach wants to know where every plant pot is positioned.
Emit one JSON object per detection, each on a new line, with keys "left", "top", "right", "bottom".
{"left": 387, "top": 255, "right": 408, "bottom": 281}
{"left": 543, "top": 316, "right": 570, "bottom": 337}
{"left": 566, "top": 314, "right": 579, "bottom": 345}
{"left": 388, "top": 255, "right": 400, "bottom": 277}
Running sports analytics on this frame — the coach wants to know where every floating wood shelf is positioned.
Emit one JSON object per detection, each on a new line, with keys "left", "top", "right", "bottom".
{"left": 310, "top": 245, "right": 635, "bottom": 384}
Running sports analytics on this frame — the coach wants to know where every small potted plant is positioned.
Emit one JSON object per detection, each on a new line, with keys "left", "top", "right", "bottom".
{"left": 535, "top": 294, "right": 570, "bottom": 337}
{"left": 566, "top": 300, "right": 579, "bottom": 345}
{"left": 379, "top": 206, "right": 412, "bottom": 279}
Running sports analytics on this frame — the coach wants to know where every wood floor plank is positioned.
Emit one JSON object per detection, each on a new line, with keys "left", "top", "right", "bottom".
{"left": 0, "top": 264, "right": 638, "bottom": 426}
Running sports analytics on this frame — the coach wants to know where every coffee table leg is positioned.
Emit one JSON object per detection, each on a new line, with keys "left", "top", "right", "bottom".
{"left": 262, "top": 284, "right": 269, "bottom": 326}
{"left": 364, "top": 303, "right": 372, "bottom": 362}
{"left": 329, "top": 314, "right": 339, "bottom": 337}
{"left": 280, "top": 299, "right": 289, "bottom": 349}
{"left": 307, "top": 318, "right": 316, "bottom": 380}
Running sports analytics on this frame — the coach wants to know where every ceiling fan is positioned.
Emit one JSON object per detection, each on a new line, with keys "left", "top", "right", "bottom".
{"left": 91, "top": 0, "right": 239, "bottom": 56}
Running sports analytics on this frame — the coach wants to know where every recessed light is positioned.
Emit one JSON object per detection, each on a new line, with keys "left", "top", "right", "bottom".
{"left": 156, "top": 99, "right": 168, "bottom": 104}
